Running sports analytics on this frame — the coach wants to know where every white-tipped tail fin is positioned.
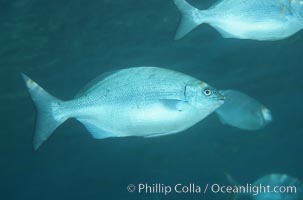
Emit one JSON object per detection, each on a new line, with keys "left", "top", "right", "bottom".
{"left": 21, "top": 73, "right": 66, "bottom": 150}
{"left": 174, "top": 0, "right": 206, "bottom": 39}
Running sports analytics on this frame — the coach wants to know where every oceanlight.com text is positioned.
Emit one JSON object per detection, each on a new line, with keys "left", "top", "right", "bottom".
{"left": 127, "top": 183, "right": 298, "bottom": 196}
{"left": 210, "top": 183, "right": 297, "bottom": 196}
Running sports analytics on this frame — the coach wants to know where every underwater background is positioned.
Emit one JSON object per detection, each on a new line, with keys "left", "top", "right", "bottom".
{"left": 1, "top": 0, "right": 303, "bottom": 199}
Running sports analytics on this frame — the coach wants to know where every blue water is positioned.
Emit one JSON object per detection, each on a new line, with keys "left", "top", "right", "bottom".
{"left": 1, "top": 0, "right": 303, "bottom": 199}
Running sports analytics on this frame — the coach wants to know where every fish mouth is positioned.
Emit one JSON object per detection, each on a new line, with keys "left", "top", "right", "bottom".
{"left": 217, "top": 90, "right": 225, "bottom": 100}
{"left": 262, "top": 107, "right": 272, "bottom": 122}
{"left": 215, "top": 95, "right": 225, "bottom": 107}
{"left": 218, "top": 94, "right": 226, "bottom": 102}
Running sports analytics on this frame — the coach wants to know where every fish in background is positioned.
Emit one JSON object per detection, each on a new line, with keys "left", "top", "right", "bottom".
{"left": 215, "top": 90, "right": 272, "bottom": 130}
{"left": 22, "top": 67, "right": 225, "bottom": 150}
{"left": 226, "top": 173, "right": 303, "bottom": 200}
{"left": 173, "top": 0, "right": 303, "bottom": 40}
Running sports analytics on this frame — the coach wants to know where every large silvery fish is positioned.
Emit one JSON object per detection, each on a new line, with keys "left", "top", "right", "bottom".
{"left": 215, "top": 90, "right": 272, "bottom": 130}
{"left": 226, "top": 173, "right": 303, "bottom": 200}
{"left": 174, "top": 0, "right": 303, "bottom": 40}
{"left": 22, "top": 67, "right": 225, "bottom": 150}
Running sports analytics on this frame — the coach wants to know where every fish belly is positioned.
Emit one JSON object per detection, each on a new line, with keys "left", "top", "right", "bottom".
{"left": 70, "top": 67, "right": 212, "bottom": 139}
{"left": 211, "top": 17, "right": 286, "bottom": 40}
{"left": 209, "top": 1, "right": 294, "bottom": 40}
{"left": 88, "top": 101, "right": 203, "bottom": 137}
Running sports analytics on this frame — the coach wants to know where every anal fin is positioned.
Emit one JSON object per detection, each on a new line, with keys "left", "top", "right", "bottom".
{"left": 77, "top": 119, "right": 114, "bottom": 139}
{"left": 144, "top": 132, "right": 176, "bottom": 138}
{"left": 212, "top": 25, "right": 235, "bottom": 38}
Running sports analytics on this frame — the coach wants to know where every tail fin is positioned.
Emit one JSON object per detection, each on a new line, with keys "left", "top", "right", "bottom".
{"left": 173, "top": 0, "right": 207, "bottom": 40}
{"left": 225, "top": 173, "right": 245, "bottom": 200}
{"left": 225, "top": 173, "right": 240, "bottom": 186}
{"left": 21, "top": 73, "right": 66, "bottom": 150}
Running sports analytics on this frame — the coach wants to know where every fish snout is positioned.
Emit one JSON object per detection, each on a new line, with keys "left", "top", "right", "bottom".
{"left": 217, "top": 91, "right": 226, "bottom": 102}
{"left": 213, "top": 92, "right": 225, "bottom": 106}
{"left": 219, "top": 95, "right": 226, "bottom": 101}
{"left": 262, "top": 107, "right": 272, "bottom": 122}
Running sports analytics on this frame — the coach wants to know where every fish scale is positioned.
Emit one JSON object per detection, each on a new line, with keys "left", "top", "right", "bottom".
{"left": 174, "top": 0, "right": 303, "bottom": 40}
{"left": 22, "top": 67, "right": 224, "bottom": 150}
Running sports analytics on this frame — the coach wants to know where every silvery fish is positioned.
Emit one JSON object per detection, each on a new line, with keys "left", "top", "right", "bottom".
{"left": 227, "top": 174, "right": 303, "bottom": 200}
{"left": 174, "top": 0, "right": 303, "bottom": 40}
{"left": 215, "top": 90, "right": 272, "bottom": 130}
{"left": 252, "top": 174, "right": 303, "bottom": 200}
{"left": 22, "top": 67, "right": 225, "bottom": 150}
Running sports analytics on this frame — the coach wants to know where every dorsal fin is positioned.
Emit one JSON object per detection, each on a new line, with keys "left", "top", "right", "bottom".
{"left": 74, "top": 70, "right": 118, "bottom": 98}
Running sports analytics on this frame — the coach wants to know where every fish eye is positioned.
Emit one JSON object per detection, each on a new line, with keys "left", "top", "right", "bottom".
{"left": 203, "top": 89, "right": 212, "bottom": 96}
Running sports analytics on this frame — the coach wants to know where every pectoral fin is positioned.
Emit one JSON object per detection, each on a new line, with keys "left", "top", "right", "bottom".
{"left": 160, "top": 99, "right": 190, "bottom": 112}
